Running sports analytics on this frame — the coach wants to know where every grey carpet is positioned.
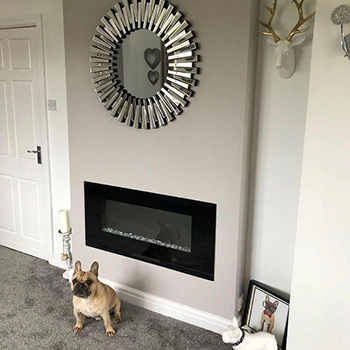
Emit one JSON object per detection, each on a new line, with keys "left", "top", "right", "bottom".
{"left": 0, "top": 246, "right": 229, "bottom": 350}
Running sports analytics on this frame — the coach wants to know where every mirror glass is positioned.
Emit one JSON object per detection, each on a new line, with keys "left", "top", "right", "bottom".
{"left": 118, "top": 30, "right": 168, "bottom": 99}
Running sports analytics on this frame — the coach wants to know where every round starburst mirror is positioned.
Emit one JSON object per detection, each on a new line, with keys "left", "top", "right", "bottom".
{"left": 90, "top": 0, "right": 199, "bottom": 129}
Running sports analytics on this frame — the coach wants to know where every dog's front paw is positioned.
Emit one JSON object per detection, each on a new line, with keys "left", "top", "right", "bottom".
{"left": 106, "top": 327, "right": 115, "bottom": 337}
{"left": 115, "top": 313, "right": 121, "bottom": 324}
{"left": 73, "top": 324, "right": 83, "bottom": 333}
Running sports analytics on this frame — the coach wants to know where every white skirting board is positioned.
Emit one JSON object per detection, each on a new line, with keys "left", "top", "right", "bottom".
{"left": 49, "top": 258, "right": 233, "bottom": 334}
{"left": 99, "top": 277, "right": 233, "bottom": 334}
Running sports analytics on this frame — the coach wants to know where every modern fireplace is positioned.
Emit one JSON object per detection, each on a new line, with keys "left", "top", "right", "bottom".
{"left": 84, "top": 182, "right": 216, "bottom": 280}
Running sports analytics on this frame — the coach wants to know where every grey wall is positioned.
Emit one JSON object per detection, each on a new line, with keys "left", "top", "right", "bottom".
{"left": 63, "top": 0, "right": 257, "bottom": 319}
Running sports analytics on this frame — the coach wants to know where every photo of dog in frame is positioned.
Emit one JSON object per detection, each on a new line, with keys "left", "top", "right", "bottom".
{"left": 242, "top": 280, "right": 289, "bottom": 350}
{"left": 260, "top": 294, "right": 279, "bottom": 333}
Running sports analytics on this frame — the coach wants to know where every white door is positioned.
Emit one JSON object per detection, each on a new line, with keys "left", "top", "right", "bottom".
{"left": 0, "top": 21, "right": 52, "bottom": 260}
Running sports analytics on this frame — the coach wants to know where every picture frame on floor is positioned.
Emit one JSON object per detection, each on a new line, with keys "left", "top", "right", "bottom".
{"left": 242, "top": 280, "right": 290, "bottom": 350}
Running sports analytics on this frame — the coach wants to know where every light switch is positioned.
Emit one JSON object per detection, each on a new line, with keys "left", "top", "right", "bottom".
{"left": 48, "top": 99, "right": 57, "bottom": 111}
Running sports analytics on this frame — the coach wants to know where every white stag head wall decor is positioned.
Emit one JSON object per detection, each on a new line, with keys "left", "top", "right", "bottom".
{"left": 259, "top": 0, "right": 316, "bottom": 79}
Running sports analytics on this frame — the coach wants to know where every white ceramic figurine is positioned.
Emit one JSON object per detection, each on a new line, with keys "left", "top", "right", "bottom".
{"left": 222, "top": 317, "right": 277, "bottom": 350}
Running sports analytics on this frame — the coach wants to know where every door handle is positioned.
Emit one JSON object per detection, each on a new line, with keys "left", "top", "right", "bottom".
{"left": 27, "top": 146, "right": 42, "bottom": 164}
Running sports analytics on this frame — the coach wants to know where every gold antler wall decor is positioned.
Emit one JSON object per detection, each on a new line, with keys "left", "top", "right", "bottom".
{"left": 258, "top": 0, "right": 281, "bottom": 43}
{"left": 258, "top": 0, "right": 316, "bottom": 79}
{"left": 287, "top": 0, "right": 316, "bottom": 42}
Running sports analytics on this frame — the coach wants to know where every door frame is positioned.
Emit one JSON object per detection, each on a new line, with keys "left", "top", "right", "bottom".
{"left": 0, "top": 14, "right": 54, "bottom": 260}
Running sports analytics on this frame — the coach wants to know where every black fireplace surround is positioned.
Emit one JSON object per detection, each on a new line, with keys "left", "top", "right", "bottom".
{"left": 84, "top": 182, "right": 216, "bottom": 280}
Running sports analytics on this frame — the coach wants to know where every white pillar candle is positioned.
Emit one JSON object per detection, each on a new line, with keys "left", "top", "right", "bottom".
{"left": 59, "top": 209, "right": 71, "bottom": 233}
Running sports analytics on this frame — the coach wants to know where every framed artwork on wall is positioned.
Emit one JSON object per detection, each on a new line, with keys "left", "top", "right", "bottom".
{"left": 242, "top": 280, "right": 290, "bottom": 350}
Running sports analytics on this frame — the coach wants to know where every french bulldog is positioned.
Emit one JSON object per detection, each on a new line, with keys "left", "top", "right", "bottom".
{"left": 71, "top": 261, "right": 121, "bottom": 336}
{"left": 259, "top": 295, "right": 279, "bottom": 333}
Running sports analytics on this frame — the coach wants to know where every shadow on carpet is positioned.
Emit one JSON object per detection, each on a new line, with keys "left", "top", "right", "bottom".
{"left": 0, "top": 246, "right": 229, "bottom": 350}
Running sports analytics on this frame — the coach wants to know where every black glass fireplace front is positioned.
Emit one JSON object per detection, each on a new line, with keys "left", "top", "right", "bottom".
{"left": 84, "top": 182, "right": 216, "bottom": 280}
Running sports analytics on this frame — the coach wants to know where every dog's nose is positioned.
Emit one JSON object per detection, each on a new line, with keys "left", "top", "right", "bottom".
{"left": 73, "top": 283, "right": 91, "bottom": 298}
{"left": 74, "top": 283, "right": 86, "bottom": 295}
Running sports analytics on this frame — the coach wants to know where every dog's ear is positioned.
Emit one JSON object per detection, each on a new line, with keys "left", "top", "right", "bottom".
{"left": 74, "top": 261, "right": 82, "bottom": 274}
{"left": 273, "top": 301, "right": 279, "bottom": 307}
{"left": 232, "top": 317, "right": 239, "bottom": 328}
{"left": 90, "top": 261, "right": 99, "bottom": 277}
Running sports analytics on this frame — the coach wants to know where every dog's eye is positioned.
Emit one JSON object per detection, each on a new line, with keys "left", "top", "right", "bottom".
{"left": 72, "top": 279, "right": 78, "bottom": 284}
{"left": 86, "top": 280, "right": 93, "bottom": 285}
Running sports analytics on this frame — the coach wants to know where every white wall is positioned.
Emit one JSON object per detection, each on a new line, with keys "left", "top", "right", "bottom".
{"left": 246, "top": 0, "right": 316, "bottom": 294}
{"left": 0, "top": 0, "right": 70, "bottom": 267}
{"left": 288, "top": 0, "right": 350, "bottom": 348}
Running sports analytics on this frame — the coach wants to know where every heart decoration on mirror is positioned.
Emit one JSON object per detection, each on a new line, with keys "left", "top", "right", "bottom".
{"left": 90, "top": 0, "right": 199, "bottom": 130}
{"left": 148, "top": 70, "right": 160, "bottom": 85}
{"left": 144, "top": 48, "right": 161, "bottom": 70}
{"left": 145, "top": 48, "right": 161, "bottom": 85}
